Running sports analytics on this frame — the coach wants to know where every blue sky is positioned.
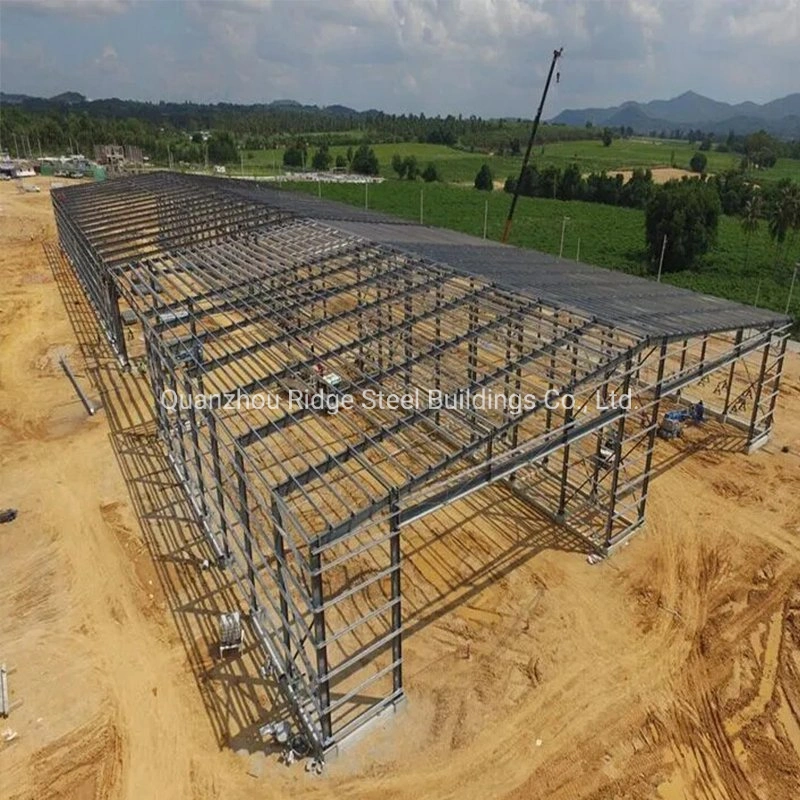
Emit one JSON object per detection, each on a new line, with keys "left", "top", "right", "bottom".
{"left": 1, "top": 0, "right": 798, "bottom": 116}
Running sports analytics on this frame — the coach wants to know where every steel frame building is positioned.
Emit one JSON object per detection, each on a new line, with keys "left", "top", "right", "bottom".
{"left": 52, "top": 172, "right": 790, "bottom": 760}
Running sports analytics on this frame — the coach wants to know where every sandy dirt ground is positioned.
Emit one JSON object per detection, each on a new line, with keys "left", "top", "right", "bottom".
{"left": 609, "top": 167, "right": 700, "bottom": 184}
{"left": 1, "top": 177, "right": 799, "bottom": 800}
{"left": 493, "top": 167, "right": 695, "bottom": 191}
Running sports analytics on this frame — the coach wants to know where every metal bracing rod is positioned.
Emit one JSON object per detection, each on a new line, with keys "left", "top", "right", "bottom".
{"left": 674, "top": 339, "right": 689, "bottom": 402}
{"left": 99, "top": 207, "right": 286, "bottom": 266}
{"left": 762, "top": 330, "right": 789, "bottom": 433}
{"left": 271, "top": 498, "right": 293, "bottom": 661}
{"left": 603, "top": 351, "right": 633, "bottom": 546}
{"left": 747, "top": 333, "right": 776, "bottom": 442}
{"left": 69, "top": 175, "right": 274, "bottom": 222}
{"left": 235, "top": 451, "right": 258, "bottom": 611}
{"left": 637, "top": 339, "right": 668, "bottom": 522}
{"left": 721, "top": 329, "right": 743, "bottom": 416}
{"left": 205, "top": 411, "right": 230, "bottom": 559}
{"left": 221, "top": 281, "right": 496, "bottom": 388}
{"left": 309, "top": 547, "right": 333, "bottom": 744}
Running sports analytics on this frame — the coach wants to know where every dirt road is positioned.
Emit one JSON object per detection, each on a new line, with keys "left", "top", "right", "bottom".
{"left": 1, "top": 178, "right": 798, "bottom": 799}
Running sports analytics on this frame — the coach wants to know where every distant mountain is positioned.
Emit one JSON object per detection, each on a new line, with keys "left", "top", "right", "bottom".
{"left": 49, "top": 91, "right": 86, "bottom": 105}
{"left": 323, "top": 104, "right": 359, "bottom": 116}
{"left": 551, "top": 91, "right": 800, "bottom": 138}
{"left": 0, "top": 92, "right": 35, "bottom": 104}
{"left": 1, "top": 90, "right": 87, "bottom": 106}
{"left": 266, "top": 99, "right": 302, "bottom": 108}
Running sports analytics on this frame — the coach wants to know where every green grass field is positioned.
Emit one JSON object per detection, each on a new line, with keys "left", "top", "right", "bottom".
{"left": 238, "top": 139, "right": 800, "bottom": 186}
{"left": 278, "top": 179, "right": 800, "bottom": 321}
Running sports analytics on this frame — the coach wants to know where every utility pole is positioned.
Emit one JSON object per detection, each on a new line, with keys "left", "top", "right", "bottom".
{"left": 501, "top": 47, "right": 563, "bottom": 243}
{"left": 576, "top": 237, "right": 581, "bottom": 262}
{"left": 483, "top": 200, "right": 489, "bottom": 239}
{"left": 558, "top": 216, "right": 570, "bottom": 260}
{"left": 786, "top": 263, "right": 799, "bottom": 315}
{"left": 365, "top": 181, "right": 369, "bottom": 210}
{"left": 656, "top": 234, "right": 668, "bottom": 282}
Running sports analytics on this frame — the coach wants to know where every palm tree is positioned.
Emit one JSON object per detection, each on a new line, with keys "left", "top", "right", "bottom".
{"left": 768, "top": 183, "right": 800, "bottom": 270}
{"left": 740, "top": 196, "right": 761, "bottom": 274}
{"left": 767, "top": 187, "right": 792, "bottom": 269}
{"left": 782, "top": 184, "right": 800, "bottom": 267}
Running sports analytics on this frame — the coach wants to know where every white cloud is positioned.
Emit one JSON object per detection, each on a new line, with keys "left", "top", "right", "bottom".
{"left": 3, "top": 0, "right": 131, "bottom": 16}
{"left": 1, "top": 0, "right": 798, "bottom": 112}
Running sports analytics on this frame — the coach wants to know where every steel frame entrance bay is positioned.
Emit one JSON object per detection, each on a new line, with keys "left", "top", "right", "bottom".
{"left": 51, "top": 173, "right": 791, "bottom": 761}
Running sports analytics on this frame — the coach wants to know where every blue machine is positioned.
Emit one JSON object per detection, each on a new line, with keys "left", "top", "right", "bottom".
{"left": 658, "top": 402, "right": 704, "bottom": 440}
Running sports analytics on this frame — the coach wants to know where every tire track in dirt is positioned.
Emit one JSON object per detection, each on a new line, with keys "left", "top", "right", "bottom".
{"left": 31, "top": 713, "right": 124, "bottom": 800}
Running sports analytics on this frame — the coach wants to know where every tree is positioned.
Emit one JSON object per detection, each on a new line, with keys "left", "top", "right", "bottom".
{"left": 620, "top": 168, "right": 653, "bottom": 209}
{"left": 767, "top": 181, "right": 800, "bottom": 268}
{"left": 311, "top": 144, "right": 331, "bottom": 171}
{"left": 601, "top": 128, "right": 613, "bottom": 147}
{"left": 283, "top": 142, "right": 305, "bottom": 168}
{"left": 422, "top": 162, "right": 439, "bottom": 182}
{"left": 335, "top": 154, "right": 346, "bottom": 169}
{"left": 740, "top": 196, "right": 762, "bottom": 273}
{"left": 351, "top": 144, "right": 379, "bottom": 175}
{"left": 207, "top": 131, "right": 237, "bottom": 164}
{"left": 391, "top": 153, "right": 406, "bottom": 179}
{"left": 689, "top": 152, "right": 707, "bottom": 173}
{"left": 645, "top": 179, "right": 721, "bottom": 272}
{"left": 403, "top": 155, "right": 419, "bottom": 180}
{"left": 558, "top": 162, "right": 583, "bottom": 201}
{"left": 744, "top": 130, "right": 779, "bottom": 168}
{"left": 474, "top": 164, "right": 493, "bottom": 191}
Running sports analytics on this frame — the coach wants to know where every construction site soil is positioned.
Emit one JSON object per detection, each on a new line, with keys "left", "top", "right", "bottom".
{"left": 1, "top": 177, "right": 799, "bottom": 800}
